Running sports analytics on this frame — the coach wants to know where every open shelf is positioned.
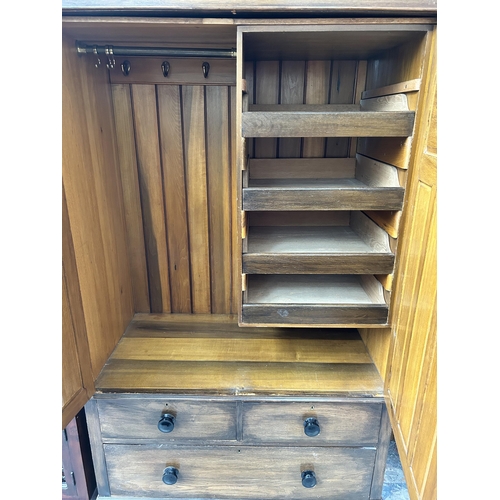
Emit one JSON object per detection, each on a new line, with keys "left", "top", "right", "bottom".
{"left": 95, "top": 314, "right": 384, "bottom": 396}
{"left": 243, "top": 211, "right": 394, "bottom": 274}
{"left": 242, "top": 275, "right": 389, "bottom": 326}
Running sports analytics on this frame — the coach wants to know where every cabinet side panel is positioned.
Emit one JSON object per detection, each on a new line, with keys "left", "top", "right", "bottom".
{"left": 62, "top": 35, "right": 134, "bottom": 381}
{"left": 384, "top": 27, "right": 437, "bottom": 500}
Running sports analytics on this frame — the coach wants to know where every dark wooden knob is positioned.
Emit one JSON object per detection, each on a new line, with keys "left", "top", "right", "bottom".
{"left": 158, "top": 413, "right": 176, "bottom": 433}
{"left": 162, "top": 466, "right": 179, "bottom": 485}
{"left": 301, "top": 470, "right": 316, "bottom": 488}
{"left": 304, "top": 417, "right": 320, "bottom": 437}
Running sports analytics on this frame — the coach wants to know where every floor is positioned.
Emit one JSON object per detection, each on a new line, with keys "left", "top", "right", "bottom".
{"left": 382, "top": 440, "right": 410, "bottom": 500}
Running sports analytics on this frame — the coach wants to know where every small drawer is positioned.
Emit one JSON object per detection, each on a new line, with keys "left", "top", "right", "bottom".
{"left": 96, "top": 398, "right": 237, "bottom": 441}
{"left": 242, "top": 402, "right": 382, "bottom": 445}
{"left": 104, "top": 444, "right": 376, "bottom": 499}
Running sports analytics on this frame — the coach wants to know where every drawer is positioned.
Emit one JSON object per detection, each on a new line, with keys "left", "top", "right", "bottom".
{"left": 96, "top": 398, "right": 237, "bottom": 441}
{"left": 104, "top": 444, "right": 376, "bottom": 499}
{"left": 242, "top": 402, "right": 382, "bottom": 445}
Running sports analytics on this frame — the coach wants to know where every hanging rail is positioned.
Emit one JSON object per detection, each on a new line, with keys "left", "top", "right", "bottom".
{"left": 76, "top": 42, "right": 236, "bottom": 59}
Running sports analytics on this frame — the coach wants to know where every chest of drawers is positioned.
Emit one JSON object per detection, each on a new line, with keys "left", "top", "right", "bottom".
{"left": 85, "top": 316, "right": 391, "bottom": 500}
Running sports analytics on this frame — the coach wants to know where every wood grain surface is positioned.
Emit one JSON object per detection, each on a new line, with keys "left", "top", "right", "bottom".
{"left": 104, "top": 444, "right": 376, "bottom": 499}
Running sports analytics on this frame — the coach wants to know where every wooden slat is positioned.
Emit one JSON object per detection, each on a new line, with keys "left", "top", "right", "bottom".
{"left": 109, "top": 337, "right": 372, "bottom": 364}
{"left": 362, "top": 78, "right": 421, "bottom": 99}
{"left": 349, "top": 59, "right": 367, "bottom": 157}
{"left": 243, "top": 179, "right": 404, "bottom": 211}
{"left": 97, "top": 359, "right": 383, "bottom": 394}
{"left": 109, "top": 57, "right": 236, "bottom": 85}
{"left": 157, "top": 85, "right": 192, "bottom": 313}
{"left": 303, "top": 60, "right": 331, "bottom": 157}
{"left": 254, "top": 60, "right": 279, "bottom": 157}
{"left": 242, "top": 304, "right": 388, "bottom": 327}
{"left": 326, "top": 60, "right": 357, "bottom": 158}
{"left": 182, "top": 85, "right": 211, "bottom": 313}
{"left": 206, "top": 86, "right": 232, "bottom": 314}
{"left": 131, "top": 84, "right": 171, "bottom": 313}
{"left": 230, "top": 85, "right": 240, "bottom": 315}
{"left": 249, "top": 158, "right": 355, "bottom": 179}
{"left": 279, "top": 60, "right": 305, "bottom": 157}
{"left": 243, "top": 253, "right": 394, "bottom": 275}
{"left": 244, "top": 60, "right": 255, "bottom": 158}
{"left": 111, "top": 84, "right": 150, "bottom": 313}
{"left": 242, "top": 109, "right": 415, "bottom": 138}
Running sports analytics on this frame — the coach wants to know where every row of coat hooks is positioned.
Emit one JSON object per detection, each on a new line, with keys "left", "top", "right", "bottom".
{"left": 76, "top": 42, "right": 236, "bottom": 78}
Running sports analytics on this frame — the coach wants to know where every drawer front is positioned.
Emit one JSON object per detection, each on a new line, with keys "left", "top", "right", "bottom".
{"left": 104, "top": 444, "right": 376, "bottom": 499}
{"left": 96, "top": 398, "right": 237, "bottom": 441}
{"left": 242, "top": 402, "right": 382, "bottom": 445}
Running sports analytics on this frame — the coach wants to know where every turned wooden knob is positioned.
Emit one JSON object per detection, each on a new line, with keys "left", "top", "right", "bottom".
{"left": 301, "top": 470, "right": 317, "bottom": 488}
{"left": 303, "top": 417, "right": 320, "bottom": 437}
{"left": 162, "top": 466, "right": 179, "bottom": 485}
{"left": 158, "top": 413, "right": 176, "bottom": 433}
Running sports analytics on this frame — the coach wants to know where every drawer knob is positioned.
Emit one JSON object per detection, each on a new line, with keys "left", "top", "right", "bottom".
{"left": 303, "top": 417, "right": 320, "bottom": 437}
{"left": 158, "top": 413, "right": 176, "bottom": 433}
{"left": 301, "top": 470, "right": 317, "bottom": 488}
{"left": 162, "top": 466, "right": 179, "bottom": 485}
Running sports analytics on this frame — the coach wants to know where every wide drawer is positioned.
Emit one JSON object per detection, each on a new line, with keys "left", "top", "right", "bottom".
{"left": 242, "top": 402, "right": 382, "bottom": 445}
{"left": 104, "top": 444, "right": 376, "bottom": 499}
{"left": 96, "top": 398, "right": 237, "bottom": 441}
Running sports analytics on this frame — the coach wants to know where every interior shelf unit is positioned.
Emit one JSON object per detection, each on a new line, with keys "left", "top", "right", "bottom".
{"left": 237, "top": 24, "right": 424, "bottom": 327}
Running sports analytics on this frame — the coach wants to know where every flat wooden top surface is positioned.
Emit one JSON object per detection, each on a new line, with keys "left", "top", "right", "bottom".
{"left": 95, "top": 314, "right": 383, "bottom": 397}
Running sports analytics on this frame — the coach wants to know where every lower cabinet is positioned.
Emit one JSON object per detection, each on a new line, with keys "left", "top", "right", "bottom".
{"left": 87, "top": 395, "right": 390, "bottom": 500}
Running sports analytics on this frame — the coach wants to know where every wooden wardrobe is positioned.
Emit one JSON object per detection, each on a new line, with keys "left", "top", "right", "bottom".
{"left": 62, "top": 2, "right": 437, "bottom": 499}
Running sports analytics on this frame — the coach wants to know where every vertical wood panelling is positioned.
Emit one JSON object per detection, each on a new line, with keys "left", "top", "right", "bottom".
{"left": 157, "top": 85, "right": 192, "bottom": 313}
{"left": 254, "top": 61, "right": 279, "bottom": 158}
{"left": 131, "top": 84, "right": 172, "bottom": 313}
{"left": 183, "top": 85, "right": 212, "bottom": 313}
{"left": 206, "top": 86, "right": 232, "bottom": 313}
{"left": 244, "top": 61, "right": 255, "bottom": 159}
{"left": 279, "top": 61, "right": 305, "bottom": 158}
{"left": 326, "top": 60, "right": 357, "bottom": 158}
{"left": 303, "top": 60, "right": 331, "bottom": 157}
{"left": 111, "top": 84, "right": 150, "bottom": 313}
{"left": 384, "top": 28, "right": 437, "bottom": 500}
{"left": 113, "top": 81, "right": 237, "bottom": 314}
{"left": 230, "top": 85, "right": 240, "bottom": 315}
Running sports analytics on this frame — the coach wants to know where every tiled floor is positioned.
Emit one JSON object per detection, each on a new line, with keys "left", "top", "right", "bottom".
{"left": 382, "top": 440, "right": 410, "bottom": 500}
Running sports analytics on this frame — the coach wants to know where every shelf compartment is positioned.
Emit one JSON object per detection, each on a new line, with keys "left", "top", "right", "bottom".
{"left": 243, "top": 154, "right": 404, "bottom": 211}
{"left": 242, "top": 275, "right": 388, "bottom": 326}
{"left": 242, "top": 103, "right": 415, "bottom": 138}
{"left": 243, "top": 212, "right": 394, "bottom": 274}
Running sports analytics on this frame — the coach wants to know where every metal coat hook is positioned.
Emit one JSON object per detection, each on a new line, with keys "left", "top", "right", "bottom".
{"left": 162, "top": 61, "right": 170, "bottom": 77}
{"left": 121, "top": 60, "right": 131, "bottom": 76}
{"left": 105, "top": 45, "right": 115, "bottom": 69}
{"left": 93, "top": 46, "right": 101, "bottom": 68}
{"left": 202, "top": 62, "right": 210, "bottom": 78}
